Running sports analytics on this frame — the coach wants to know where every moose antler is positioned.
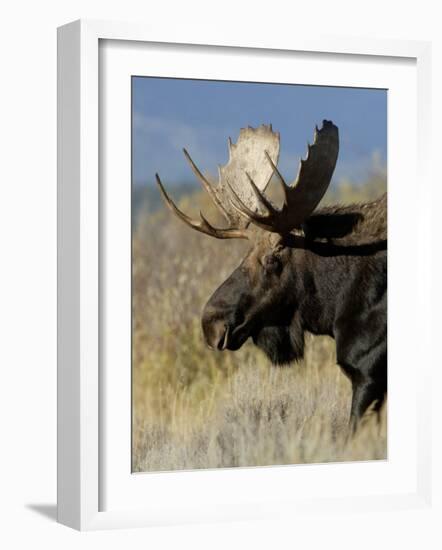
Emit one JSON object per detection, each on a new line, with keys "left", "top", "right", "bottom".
{"left": 156, "top": 124, "right": 280, "bottom": 239}
{"left": 156, "top": 120, "right": 338, "bottom": 239}
{"left": 227, "top": 120, "right": 339, "bottom": 234}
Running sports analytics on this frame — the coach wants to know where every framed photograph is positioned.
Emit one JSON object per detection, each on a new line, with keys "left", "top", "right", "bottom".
{"left": 57, "top": 19, "right": 432, "bottom": 530}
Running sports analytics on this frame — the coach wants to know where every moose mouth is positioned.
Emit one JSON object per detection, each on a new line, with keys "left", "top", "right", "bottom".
{"left": 216, "top": 324, "right": 231, "bottom": 350}
{"left": 214, "top": 319, "right": 258, "bottom": 351}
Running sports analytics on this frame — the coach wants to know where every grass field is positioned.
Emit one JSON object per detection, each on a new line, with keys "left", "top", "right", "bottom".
{"left": 132, "top": 172, "right": 387, "bottom": 472}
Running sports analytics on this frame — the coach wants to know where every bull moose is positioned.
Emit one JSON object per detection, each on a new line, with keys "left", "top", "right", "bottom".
{"left": 156, "top": 121, "right": 387, "bottom": 429}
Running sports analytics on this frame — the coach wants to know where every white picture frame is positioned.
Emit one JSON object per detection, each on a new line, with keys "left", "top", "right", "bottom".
{"left": 57, "top": 19, "right": 432, "bottom": 531}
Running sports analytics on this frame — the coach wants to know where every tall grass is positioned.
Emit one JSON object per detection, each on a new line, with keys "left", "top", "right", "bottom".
{"left": 132, "top": 174, "right": 387, "bottom": 472}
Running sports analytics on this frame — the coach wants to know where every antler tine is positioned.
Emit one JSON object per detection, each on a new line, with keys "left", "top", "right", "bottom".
{"left": 155, "top": 174, "right": 249, "bottom": 240}
{"left": 264, "top": 150, "right": 290, "bottom": 207}
{"left": 182, "top": 148, "right": 230, "bottom": 221}
{"left": 226, "top": 177, "right": 283, "bottom": 233}
{"left": 244, "top": 172, "right": 276, "bottom": 214}
{"left": 226, "top": 179, "right": 262, "bottom": 220}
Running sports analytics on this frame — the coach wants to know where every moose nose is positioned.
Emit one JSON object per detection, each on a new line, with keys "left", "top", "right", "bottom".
{"left": 202, "top": 317, "right": 231, "bottom": 350}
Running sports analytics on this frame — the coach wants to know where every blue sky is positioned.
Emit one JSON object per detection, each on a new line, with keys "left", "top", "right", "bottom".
{"left": 132, "top": 77, "right": 387, "bottom": 187}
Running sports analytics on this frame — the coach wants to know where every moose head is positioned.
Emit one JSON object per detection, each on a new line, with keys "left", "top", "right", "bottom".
{"left": 156, "top": 121, "right": 339, "bottom": 364}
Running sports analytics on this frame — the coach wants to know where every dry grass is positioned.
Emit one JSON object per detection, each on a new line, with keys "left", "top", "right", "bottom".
{"left": 132, "top": 175, "right": 387, "bottom": 472}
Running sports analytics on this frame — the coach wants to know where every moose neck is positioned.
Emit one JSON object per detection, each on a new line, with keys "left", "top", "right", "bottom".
{"left": 290, "top": 248, "right": 337, "bottom": 339}
{"left": 252, "top": 243, "right": 341, "bottom": 366}
{"left": 287, "top": 234, "right": 379, "bottom": 338}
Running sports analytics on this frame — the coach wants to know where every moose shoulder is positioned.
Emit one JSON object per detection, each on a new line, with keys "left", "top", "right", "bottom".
{"left": 156, "top": 121, "right": 387, "bottom": 429}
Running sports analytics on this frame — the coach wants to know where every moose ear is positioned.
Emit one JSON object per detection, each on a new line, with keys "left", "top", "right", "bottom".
{"left": 302, "top": 212, "right": 363, "bottom": 240}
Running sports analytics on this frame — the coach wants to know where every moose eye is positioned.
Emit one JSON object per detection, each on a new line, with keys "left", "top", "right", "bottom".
{"left": 263, "top": 254, "right": 282, "bottom": 274}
